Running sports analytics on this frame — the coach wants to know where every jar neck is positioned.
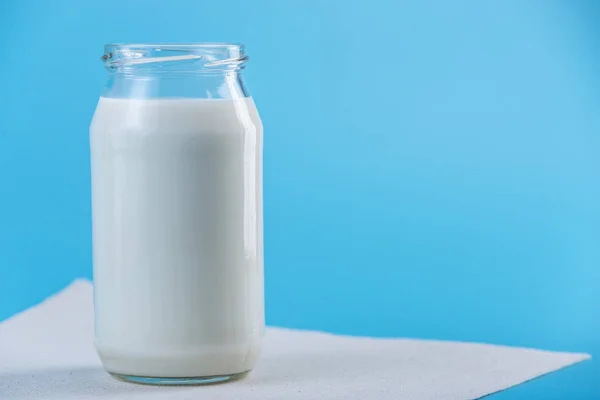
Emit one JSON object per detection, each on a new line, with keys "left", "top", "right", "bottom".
{"left": 103, "top": 71, "right": 249, "bottom": 100}
{"left": 101, "top": 43, "right": 250, "bottom": 99}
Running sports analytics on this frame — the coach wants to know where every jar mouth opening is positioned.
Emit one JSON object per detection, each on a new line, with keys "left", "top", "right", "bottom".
{"left": 103, "top": 43, "right": 247, "bottom": 71}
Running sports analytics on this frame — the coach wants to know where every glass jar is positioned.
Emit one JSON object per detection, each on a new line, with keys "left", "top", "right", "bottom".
{"left": 90, "top": 43, "right": 264, "bottom": 385}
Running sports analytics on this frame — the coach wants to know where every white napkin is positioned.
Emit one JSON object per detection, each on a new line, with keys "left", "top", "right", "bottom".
{"left": 0, "top": 280, "right": 590, "bottom": 400}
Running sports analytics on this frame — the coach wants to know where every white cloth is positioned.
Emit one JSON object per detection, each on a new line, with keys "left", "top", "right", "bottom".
{"left": 0, "top": 280, "right": 590, "bottom": 400}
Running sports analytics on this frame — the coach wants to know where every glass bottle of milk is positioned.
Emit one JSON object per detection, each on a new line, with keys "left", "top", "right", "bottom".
{"left": 90, "top": 43, "right": 264, "bottom": 385}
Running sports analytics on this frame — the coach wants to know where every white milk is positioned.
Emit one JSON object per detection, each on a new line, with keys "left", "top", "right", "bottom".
{"left": 90, "top": 97, "right": 264, "bottom": 378}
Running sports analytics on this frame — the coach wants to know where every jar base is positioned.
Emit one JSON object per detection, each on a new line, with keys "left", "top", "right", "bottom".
{"left": 110, "top": 371, "right": 249, "bottom": 386}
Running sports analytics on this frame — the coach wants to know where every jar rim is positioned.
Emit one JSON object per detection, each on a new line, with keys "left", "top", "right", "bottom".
{"left": 102, "top": 43, "right": 247, "bottom": 71}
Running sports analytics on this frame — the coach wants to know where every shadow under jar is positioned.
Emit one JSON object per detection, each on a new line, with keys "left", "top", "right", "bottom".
{"left": 89, "top": 43, "right": 264, "bottom": 385}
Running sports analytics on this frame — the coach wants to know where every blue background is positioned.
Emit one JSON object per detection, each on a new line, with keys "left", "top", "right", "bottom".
{"left": 1, "top": 0, "right": 599, "bottom": 398}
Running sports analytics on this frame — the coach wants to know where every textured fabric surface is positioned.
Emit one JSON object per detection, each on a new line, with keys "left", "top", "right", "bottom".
{"left": 0, "top": 280, "right": 590, "bottom": 400}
